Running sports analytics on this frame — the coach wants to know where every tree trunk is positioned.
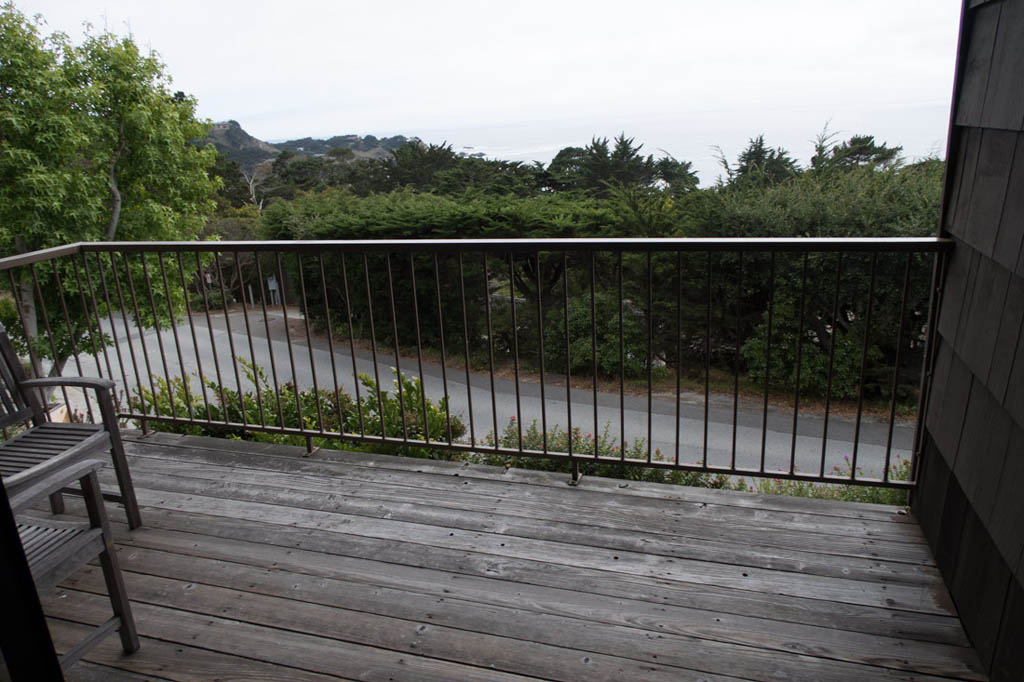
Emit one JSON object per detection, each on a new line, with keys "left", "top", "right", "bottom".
{"left": 106, "top": 121, "right": 126, "bottom": 241}
{"left": 10, "top": 236, "right": 43, "bottom": 378}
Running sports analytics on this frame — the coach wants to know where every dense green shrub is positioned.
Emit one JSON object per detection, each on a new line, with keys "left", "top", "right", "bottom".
{"left": 471, "top": 418, "right": 741, "bottom": 489}
{"left": 130, "top": 362, "right": 464, "bottom": 459}
{"left": 753, "top": 455, "right": 911, "bottom": 506}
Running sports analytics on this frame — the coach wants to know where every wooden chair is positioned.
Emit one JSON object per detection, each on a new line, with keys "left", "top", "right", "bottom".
{"left": 7, "top": 455, "right": 140, "bottom": 668}
{"left": 0, "top": 327, "right": 142, "bottom": 529}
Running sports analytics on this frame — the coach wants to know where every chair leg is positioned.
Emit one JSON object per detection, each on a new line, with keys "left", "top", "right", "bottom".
{"left": 48, "top": 491, "right": 65, "bottom": 515}
{"left": 108, "top": 429, "right": 142, "bottom": 530}
{"left": 96, "top": 388, "right": 143, "bottom": 529}
{"left": 82, "top": 471, "right": 140, "bottom": 654}
{"left": 99, "top": 542, "right": 140, "bottom": 654}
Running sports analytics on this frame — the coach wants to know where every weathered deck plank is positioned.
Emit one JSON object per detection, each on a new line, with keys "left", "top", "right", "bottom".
{"left": 40, "top": 433, "right": 983, "bottom": 681}
{"left": 94, "top": 476, "right": 952, "bottom": 612}
{"left": 118, "top": 445, "right": 937, "bottom": 561}
{"left": 94, "top": 508, "right": 974, "bottom": 645}
{"left": 112, "top": 456, "right": 941, "bottom": 584}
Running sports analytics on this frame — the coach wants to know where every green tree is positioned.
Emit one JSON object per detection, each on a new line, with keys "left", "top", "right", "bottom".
{"left": 0, "top": 6, "right": 100, "bottom": 256}
{"left": 211, "top": 153, "right": 252, "bottom": 210}
{"left": 71, "top": 32, "right": 218, "bottom": 241}
{"left": 719, "top": 135, "right": 799, "bottom": 188}
{"left": 388, "top": 141, "right": 458, "bottom": 189}
{"left": 811, "top": 132, "right": 903, "bottom": 172}
{"left": 0, "top": 5, "right": 217, "bottom": 377}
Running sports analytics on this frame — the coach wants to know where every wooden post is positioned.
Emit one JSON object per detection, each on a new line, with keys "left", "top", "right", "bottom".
{"left": 0, "top": 477, "right": 63, "bottom": 681}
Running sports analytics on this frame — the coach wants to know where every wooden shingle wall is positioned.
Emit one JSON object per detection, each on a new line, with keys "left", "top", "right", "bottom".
{"left": 915, "top": 1, "right": 1024, "bottom": 679}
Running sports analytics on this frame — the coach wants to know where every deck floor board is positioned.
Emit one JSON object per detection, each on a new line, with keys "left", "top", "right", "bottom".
{"left": 38, "top": 433, "right": 983, "bottom": 681}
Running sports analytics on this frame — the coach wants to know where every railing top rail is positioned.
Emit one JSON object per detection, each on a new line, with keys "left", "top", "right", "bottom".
{"left": 0, "top": 243, "right": 85, "bottom": 270}
{"left": 0, "top": 236, "right": 953, "bottom": 270}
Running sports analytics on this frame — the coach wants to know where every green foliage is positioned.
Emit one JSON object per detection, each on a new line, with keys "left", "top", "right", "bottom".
{"left": 211, "top": 153, "right": 254, "bottom": 210}
{"left": 131, "top": 362, "right": 464, "bottom": 460}
{"left": 811, "top": 130, "right": 903, "bottom": 172}
{"left": 753, "top": 455, "right": 911, "bottom": 506}
{"left": 355, "top": 370, "right": 466, "bottom": 456}
{"left": 473, "top": 418, "right": 739, "bottom": 489}
{"left": 0, "top": 4, "right": 216, "bottom": 376}
{"left": 536, "top": 290, "right": 648, "bottom": 379}
{"left": 0, "top": 5, "right": 100, "bottom": 252}
{"left": 260, "top": 150, "right": 941, "bottom": 405}
{"left": 70, "top": 32, "right": 218, "bottom": 242}
{"left": 740, "top": 296, "right": 882, "bottom": 400}
{"left": 718, "top": 135, "right": 799, "bottom": 189}
{"left": 542, "top": 134, "right": 698, "bottom": 198}
{"left": 696, "top": 155, "right": 942, "bottom": 239}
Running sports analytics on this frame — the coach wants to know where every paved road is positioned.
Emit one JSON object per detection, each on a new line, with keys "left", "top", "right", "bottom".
{"left": 77, "top": 308, "right": 914, "bottom": 479}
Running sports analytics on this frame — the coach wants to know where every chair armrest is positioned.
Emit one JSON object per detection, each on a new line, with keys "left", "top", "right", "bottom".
{"left": 8, "top": 459, "right": 105, "bottom": 515}
{"left": 20, "top": 377, "right": 116, "bottom": 393}
{"left": 21, "top": 376, "right": 120, "bottom": 432}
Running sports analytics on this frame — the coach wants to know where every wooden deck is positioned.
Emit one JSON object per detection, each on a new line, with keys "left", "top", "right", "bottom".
{"left": 36, "top": 431, "right": 985, "bottom": 681}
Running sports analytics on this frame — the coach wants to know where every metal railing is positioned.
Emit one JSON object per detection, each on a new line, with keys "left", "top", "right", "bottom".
{"left": 0, "top": 238, "right": 951, "bottom": 488}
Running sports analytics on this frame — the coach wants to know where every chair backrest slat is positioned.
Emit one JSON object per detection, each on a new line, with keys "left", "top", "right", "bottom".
{"left": 0, "top": 328, "right": 46, "bottom": 427}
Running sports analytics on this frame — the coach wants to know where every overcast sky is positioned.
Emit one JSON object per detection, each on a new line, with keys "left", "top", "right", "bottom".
{"left": 25, "top": 1, "right": 961, "bottom": 184}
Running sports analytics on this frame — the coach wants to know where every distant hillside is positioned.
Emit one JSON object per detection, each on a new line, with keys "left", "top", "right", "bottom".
{"left": 275, "top": 134, "right": 414, "bottom": 159}
{"left": 205, "top": 120, "right": 280, "bottom": 172}
{"left": 204, "top": 121, "right": 418, "bottom": 172}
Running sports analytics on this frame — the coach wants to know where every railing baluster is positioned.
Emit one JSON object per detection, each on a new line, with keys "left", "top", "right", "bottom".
{"left": 140, "top": 254, "right": 178, "bottom": 422}
{"left": 509, "top": 253, "right": 523, "bottom": 451}
{"left": 483, "top": 254, "right": 497, "bottom": 450}
{"left": 317, "top": 255, "right": 342, "bottom": 436}
{"left": 236, "top": 252, "right": 265, "bottom": 428}
{"left": 618, "top": 250, "right": 625, "bottom": 460}
{"left": 433, "top": 253, "right": 452, "bottom": 445}
{"left": 7, "top": 270, "right": 41, "bottom": 386}
{"left": 590, "top": 252, "right": 599, "bottom": 460}
{"left": 117, "top": 253, "right": 158, "bottom": 418}
{"left": 196, "top": 251, "right": 229, "bottom": 423}
{"left": 535, "top": 253, "right": 547, "bottom": 454}
{"left": 851, "top": 253, "right": 878, "bottom": 480}
{"left": 912, "top": 250, "right": 948, "bottom": 483}
{"left": 363, "top": 253, "right": 384, "bottom": 439}
{"left": 277, "top": 252, "right": 304, "bottom": 434}
{"left": 647, "top": 251, "right": 653, "bottom": 464}
{"left": 95, "top": 253, "right": 135, "bottom": 410}
{"left": 72, "top": 255, "right": 110, "bottom": 385}
{"left": 339, "top": 252, "right": 364, "bottom": 437}
{"left": 731, "top": 251, "right": 743, "bottom": 471}
{"left": 703, "top": 252, "right": 712, "bottom": 468}
{"left": 384, "top": 253, "right": 407, "bottom": 442}
{"left": 215, "top": 253, "right": 246, "bottom": 424}
{"left": 760, "top": 252, "right": 775, "bottom": 474}
{"left": 884, "top": 253, "right": 914, "bottom": 483}
{"left": 29, "top": 264, "right": 69, "bottom": 414}
{"left": 411, "top": 254, "right": 430, "bottom": 444}
{"left": 177, "top": 252, "right": 213, "bottom": 423}
{"left": 459, "top": 253, "right": 475, "bottom": 447}
{"left": 297, "top": 253, "right": 324, "bottom": 437}
{"left": 789, "top": 253, "right": 809, "bottom": 476}
{"left": 157, "top": 253, "right": 192, "bottom": 420}
{"left": 675, "top": 251, "right": 682, "bottom": 467}
{"left": 820, "top": 252, "right": 845, "bottom": 478}
{"left": 563, "top": 252, "right": 572, "bottom": 459}
{"left": 254, "top": 254, "right": 284, "bottom": 428}
{"left": 50, "top": 259, "right": 94, "bottom": 422}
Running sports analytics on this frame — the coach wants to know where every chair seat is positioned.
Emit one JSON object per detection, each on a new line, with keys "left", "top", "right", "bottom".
{"left": 0, "top": 423, "right": 107, "bottom": 490}
{"left": 18, "top": 518, "right": 104, "bottom": 588}
{"left": 6, "top": 460, "right": 140, "bottom": 667}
